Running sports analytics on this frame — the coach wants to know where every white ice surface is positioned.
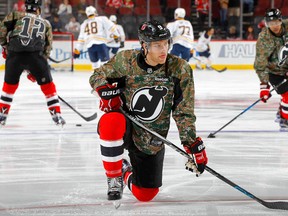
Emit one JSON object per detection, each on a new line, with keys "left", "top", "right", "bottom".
{"left": 0, "top": 69, "right": 287, "bottom": 216}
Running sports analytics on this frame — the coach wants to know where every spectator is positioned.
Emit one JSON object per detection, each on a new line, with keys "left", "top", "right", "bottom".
{"left": 243, "top": 0, "right": 254, "bottom": 13}
{"left": 76, "top": 0, "right": 89, "bottom": 24}
{"left": 195, "top": 0, "right": 209, "bottom": 31}
{"left": 123, "top": 0, "right": 134, "bottom": 8}
{"left": 57, "top": 0, "right": 72, "bottom": 15}
{"left": 57, "top": 0, "right": 73, "bottom": 28}
{"left": 43, "top": 0, "right": 53, "bottom": 20}
{"left": 257, "top": 19, "right": 265, "bottom": 29}
{"left": 228, "top": 0, "right": 240, "bottom": 31}
{"left": 226, "top": 25, "right": 240, "bottom": 40}
{"left": 218, "top": 0, "right": 228, "bottom": 31}
{"left": 13, "top": 0, "right": 25, "bottom": 12}
{"left": 106, "top": 0, "right": 123, "bottom": 8}
{"left": 50, "top": 14, "right": 63, "bottom": 32}
{"left": 65, "top": 16, "right": 81, "bottom": 38}
{"left": 244, "top": 25, "right": 255, "bottom": 40}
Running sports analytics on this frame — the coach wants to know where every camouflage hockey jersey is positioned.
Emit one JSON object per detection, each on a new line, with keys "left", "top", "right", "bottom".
{"left": 0, "top": 11, "right": 52, "bottom": 58}
{"left": 254, "top": 19, "right": 288, "bottom": 83}
{"left": 90, "top": 49, "right": 197, "bottom": 155}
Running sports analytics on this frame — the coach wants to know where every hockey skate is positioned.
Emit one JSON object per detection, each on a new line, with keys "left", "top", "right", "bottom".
{"left": 0, "top": 114, "right": 7, "bottom": 126}
{"left": 275, "top": 110, "right": 281, "bottom": 123}
{"left": 275, "top": 105, "right": 281, "bottom": 123}
{"left": 107, "top": 159, "right": 132, "bottom": 201}
{"left": 0, "top": 107, "right": 8, "bottom": 126}
{"left": 107, "top": 176, "right": 123, "bottom": 200}
{"left": 279, "top": 118, "right": 288, "bottom": 131}
{"left": 205, "top": 65, "right": 213, "bottom": 70}
{"left": 49, "top": 108, "right": 66, "bottom": 126}
{"left": 196, "top": 63, "right": 203, "bottom": 70}
{"left": 51, "top": 113, "right": 66, "bottom": 126}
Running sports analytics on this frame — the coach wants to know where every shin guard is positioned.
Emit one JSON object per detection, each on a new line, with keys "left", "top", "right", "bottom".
{"left": 40, "top": 82, "right": 61, "bottom": 114}
{"left": 0, "top": 82, "right": 19, "bottom": 115}
{"left": 281, "top": 92, "right": 288, "bottom": 119}
{"left": 98, "top": 112, "right": 126, "bottom": 178}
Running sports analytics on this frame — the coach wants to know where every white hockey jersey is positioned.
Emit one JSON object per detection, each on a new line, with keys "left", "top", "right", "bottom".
{"left": 196, "top": 31, "right": 212, "bottom": 52}
{"left": 75, "top": 16, "right": 119, "bottom": 51}
{"left": 107, "top": 24, "right": 125, "bottom": 48}
{"left": 166, "top": 19, "right": 194, "bottom": 49}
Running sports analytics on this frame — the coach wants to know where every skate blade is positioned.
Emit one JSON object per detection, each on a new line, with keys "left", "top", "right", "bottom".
{"left": 113, "top": 200, "right": 121, "bottom": 209}
{"left": 56, "top": 123, "right": 65, "bottom": 129}
{"left": 280, "top": 127, "right": 288, "bottom": 132}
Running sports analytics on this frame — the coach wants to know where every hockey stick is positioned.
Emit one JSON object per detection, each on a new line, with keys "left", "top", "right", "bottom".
{"left": 207, "top": 97, "right": 263, "bottom": 138}
{"left": 207, "top": 79, "right": 287, "bottom": 138}
{"left": 49, "top": 56, "right": 71, "bottom": 63}
{"left": 58, "top": 96, "right": 97, "bottom": 121}
{"left": 192, "top": 57, "right": 227, "bottom": 73}
{"left": 121, "top": 108, "right": 288, "bottom": 210}
{"left": 49, "top": 51, "right": 88, "bottom": 63}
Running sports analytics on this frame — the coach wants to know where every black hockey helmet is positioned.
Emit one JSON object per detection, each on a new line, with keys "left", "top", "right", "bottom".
{"left": 138, "top": 20, "right": 171, "bottom": 44}
{"left": 25, "top": 0, "right": 42, "bottom": 12}
{"left": 265, "top": 8, "right": 282, "bottom": 23}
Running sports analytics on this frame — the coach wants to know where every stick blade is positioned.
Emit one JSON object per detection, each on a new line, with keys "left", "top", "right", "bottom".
{"left": 264, "top": 201, "right": 288, "bottom": 210}
{"left": 207, "top": 133, "right": 216, "bottom": 138}
{"left": 49, "top": 56, "right": 71, "bottom": 63}
{"left": 212, "top": 67, "right": 227, "bottom": 73}
{"left": 84, "top": 112, "right": 98, "bottom": 121}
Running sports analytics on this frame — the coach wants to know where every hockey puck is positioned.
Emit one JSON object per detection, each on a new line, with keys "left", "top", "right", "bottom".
{"left": 76, "top": 124, "right": 82, "bottom": 127}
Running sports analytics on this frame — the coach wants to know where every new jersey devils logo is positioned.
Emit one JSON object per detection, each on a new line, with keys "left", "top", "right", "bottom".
{"left": 131, "top": 86, "right": 168, "bottom": 122}
{"left": 278, "top": 43, "right": 288, "bottom": 66}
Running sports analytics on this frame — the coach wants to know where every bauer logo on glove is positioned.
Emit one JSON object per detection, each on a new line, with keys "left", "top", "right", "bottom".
{"left": 95, "top": 83, "right": 123, "bottom": 112}
{"left": 98, "top": 88, "right": 121, "bottom": 99}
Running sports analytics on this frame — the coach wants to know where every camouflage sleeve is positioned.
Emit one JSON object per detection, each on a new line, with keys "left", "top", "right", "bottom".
{"left": 89, "top": 52, "right": 125, "bottom": 89}
{"left": 254, "top": 29, "right": 272, "bottom": 83}
{"left": 44, "top": 20, "right": 53, "bottom": 58}
{"left": 0, "top": 12, "right": 15, "bottom": 46}
{"left": 171, "top": 60, "right": 197, "bottom": 144}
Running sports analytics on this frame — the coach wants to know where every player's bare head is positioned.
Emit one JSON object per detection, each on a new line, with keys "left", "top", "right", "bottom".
{"left": 25, "top": 0, "right": 42, "bottom": 13}
{"left": 85, "top": 6, "right": 97, "bottom": 18}
{"left": 206, "top": 27, "right": 215, "bottom": 35}
{"left": 174, "top": 8, "right": 186, "bottom": 19}
{"left": 265, "top": 8, "right": 282, "bottom": 29}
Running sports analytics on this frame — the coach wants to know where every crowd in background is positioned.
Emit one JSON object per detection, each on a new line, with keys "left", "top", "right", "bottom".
{"left": 9, "top": 0, "right": 286, "bottom": 41}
